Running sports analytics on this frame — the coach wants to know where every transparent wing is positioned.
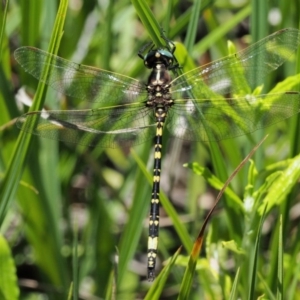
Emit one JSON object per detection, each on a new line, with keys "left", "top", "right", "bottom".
{"left": 167, "top": 92, "right": 300, "bottom": 142}
{"left": 16, "top": 104, "right": 157, "bottom": 148}
{"left": 171, "top": 28, "right": 300, "bottom": 99}
{"left": 14, "top": 46, "right": 147, "bottom": 105}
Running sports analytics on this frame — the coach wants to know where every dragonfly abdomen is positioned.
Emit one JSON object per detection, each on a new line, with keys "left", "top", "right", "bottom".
{"left": 147, "top": 107, "right": 166, "bottom": 280}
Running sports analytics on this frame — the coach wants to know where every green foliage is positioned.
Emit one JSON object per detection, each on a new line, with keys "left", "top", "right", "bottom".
{"left": 0, "top": 234, "right": 19, "bottom": 300}
{"left": 0, "top": 0, "right": 300, "bottom": 299}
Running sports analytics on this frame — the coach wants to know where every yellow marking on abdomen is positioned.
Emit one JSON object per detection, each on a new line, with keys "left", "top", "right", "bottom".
{"left": 156, "top": 127, "right": 163, "bottom": 136}
{"left": 153, "top": 175, "right": 160, "bottom": 182}
{"left": 148, "top": 237, "right": 158, "bottom": 250}
{"left": 154, "top": 151, "right": 161, "bottom": 159}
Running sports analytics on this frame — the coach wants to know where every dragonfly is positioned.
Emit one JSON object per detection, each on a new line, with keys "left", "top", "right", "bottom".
{"left": 15, "top": 28, "right": 300, "bottom": 280}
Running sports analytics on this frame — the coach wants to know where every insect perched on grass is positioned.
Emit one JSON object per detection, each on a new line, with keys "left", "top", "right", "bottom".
{"left": 15, "top": 28, "right": 300, "bottom": 280}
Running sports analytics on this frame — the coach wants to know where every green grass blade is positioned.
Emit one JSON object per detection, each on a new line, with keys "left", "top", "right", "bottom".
{"left": 276, "top": 215, "right": 283, "bottom": 300}
{"left": 249, "top": 0, "right": 268, "bottom": 173}
{"left": 0, "top": 0, "right": 9, "bottom": 61}
{"left": 0, "top": 234, "right": 19, "bottom": 300}
{"left": 102, "top": 0, "right": 114, "bottom": 70}
{"left": 250, "top": 0, "right": 268, "bottom": 42}
{"left": 257, "top": 272, "right": 276, "bottom": 300}
{"left": 229, "top": 267, "right": 240, "bottom": 300}
{"left": 248, "top": 204, "right": 267, "bottom": 300}
{"left": 67, "top": 282, "right": 74, "bottom": 300}
{"left": 163, "top": 0, "right": 173, "bottom": 34}
{"left": 72, "top": 223, "right": 79, "bottom": 300}
{"left": 193, "top": 5, "right": 251, "bottom": 56}
{"left": 20, "top": 0, "right": 42, "bottom": 47}
{"left": 177, "top": 236, "right": 203, "bottom": 300}
{"left": 184, "top": 0, "right": 202, "bottom": 52}
{"left": 285, "top": 241, "right": 300, "bottom": 299}
{"left": 289, "top": 22, "right": 300, "bottom": 155}
{"left": 131, "top": 0, "right": 165, "bottom": 47}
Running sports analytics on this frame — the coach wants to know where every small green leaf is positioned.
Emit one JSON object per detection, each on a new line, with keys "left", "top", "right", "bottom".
{"left": 229, "top": 267, "right": 240, "bottom": 300}
{"left": 227, "top": 40, "right": 236, "bottom": 55}
{"left": 258, "top": 153, "right": 300, "bottom": 214}
{"left": 222, "top": 240, "right": 246, "bottom": 255}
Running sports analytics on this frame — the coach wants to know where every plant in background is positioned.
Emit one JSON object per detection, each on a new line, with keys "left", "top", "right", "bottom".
{"left": 0, "top": 0, "right": 300, "bottom": 299}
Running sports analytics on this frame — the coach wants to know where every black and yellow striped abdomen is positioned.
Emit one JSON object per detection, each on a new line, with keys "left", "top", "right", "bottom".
{"left": 147, "top": 106, "right": 168, "bottom": 280}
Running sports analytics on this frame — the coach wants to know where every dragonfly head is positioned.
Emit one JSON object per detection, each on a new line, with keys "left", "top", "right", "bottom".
{"left": 143, "top": 49, "right": 174, "bottom": 69}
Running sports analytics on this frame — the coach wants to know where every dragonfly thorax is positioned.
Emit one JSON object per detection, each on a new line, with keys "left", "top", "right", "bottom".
{"left": 146, "top": 62, "right": 173, "bottom": 111}
{"left": 148, "top": 63, "right": 172, "bottom": 86}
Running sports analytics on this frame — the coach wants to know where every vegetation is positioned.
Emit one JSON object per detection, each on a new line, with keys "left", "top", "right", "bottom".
{"left": 0, "top": 0, "right": 300, "bottom": 299}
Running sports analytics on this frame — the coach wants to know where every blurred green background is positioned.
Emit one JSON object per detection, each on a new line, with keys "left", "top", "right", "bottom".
{"left": 1, "top": 0, "right": 300, "bottom": 299}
